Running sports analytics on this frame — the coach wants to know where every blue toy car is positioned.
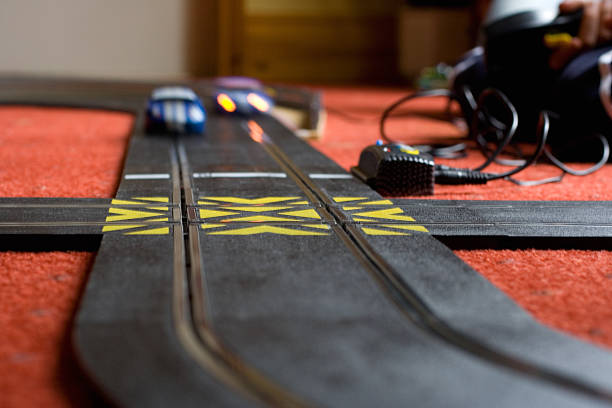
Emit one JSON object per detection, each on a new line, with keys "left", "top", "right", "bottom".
{"left": 145, "top": 86, "right": 206, "bottom": 134}
{"left": 213, "top": 76, "right": 274, "bottom": 116}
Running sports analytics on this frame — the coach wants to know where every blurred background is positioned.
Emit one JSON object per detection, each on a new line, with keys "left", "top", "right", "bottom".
{"left": 0, "top": 0, "right": 483, "bottom": 84}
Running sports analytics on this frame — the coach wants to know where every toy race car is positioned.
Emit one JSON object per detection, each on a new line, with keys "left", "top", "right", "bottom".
{"left": 213, "top": 76, "right": 274, "bottom": 115}
{"left": 145, "top": 86, "right": 206, "bottom": 134}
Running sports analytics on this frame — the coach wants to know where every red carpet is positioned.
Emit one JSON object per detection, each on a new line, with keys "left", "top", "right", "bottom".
{"left": 0, "top": 252, "right": 96, "bottom": 407}
{"left": 0, "top": 106, "right": 133, "bottom": 198}
{"left": 1, "top": 91, "right": 611, "bottom": 406}
{"left": 0, "top": 107, "right": 132, "bottom": 407}
{"left": 454, "top": 249, "right": 612, "bottom": 347}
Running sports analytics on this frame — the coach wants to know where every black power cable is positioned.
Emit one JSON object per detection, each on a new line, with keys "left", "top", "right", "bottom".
{"left": 544, "top": 135, "right": 610, "bottom": 176}
{"left": 471, "top": 88, "right": 519, "bottom": 172}
{"left": 380, "top": 88, "right": 454, "bottom": 144}
{"left": 377, "top": 86, "right": 609, "bottom": 189}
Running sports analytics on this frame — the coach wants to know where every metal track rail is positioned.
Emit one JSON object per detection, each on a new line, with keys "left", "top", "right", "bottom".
{"left": 252, "top": 116, "right": 612, "bottom": 403}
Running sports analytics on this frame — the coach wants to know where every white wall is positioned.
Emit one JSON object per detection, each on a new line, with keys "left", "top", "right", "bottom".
{"left": 0, "top": 0, "right": 189, "bottom": 79}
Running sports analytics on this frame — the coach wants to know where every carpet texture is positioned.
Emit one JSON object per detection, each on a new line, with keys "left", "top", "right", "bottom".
{"left": 0, "top": 107, "right": 133, "bottom": 407}
{"left": 0, "top": 106, "right": 133, "bottom": 198}
{"left": 0, "top": 252, "right": 97, "bottom": 407}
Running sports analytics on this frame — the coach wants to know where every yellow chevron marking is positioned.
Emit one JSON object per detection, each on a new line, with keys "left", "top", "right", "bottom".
{"left": 103, "top": 197, "right": 171, "bottom": 235}
{"left": 111, "top": 197, "right": 170, "bottom": 205}
{"left": 133, "top": 197, "right": 169, "bottom": 203}
{"left": 223, "top": 206, "right": 292, "bottom": 213}
{"left": 352, "top": 208, "right": 415, "bottom": 222}
{"left": 111, "top": 199, "right": 144, "bottom": 205}
{"left": 222, "top": 215, "right": 297, "bottom": 222}
{"left": 362, "top": 200, "right": 394, "bottom": 205}
{"left": 289, "top": 200, "right": 309, "bottom": 205}
{"left": 362, "top": 227, "right": 410, "bottom": 236}
{"left": 333, "top": 197, "right": 368, "bottom": 203}
{"left": 302, "top": 224, "right": 330, "bottom": 230}
{"left": 200, "top": 223, "right": 225, "bottom": 229}
{"left": 353, "top": 217, "right": 375, "bottom": 222}
{"left": 199, "top": 209, "right": 240, "bottom": 219}
{"left": 203, "top": 197, "right": 301, "bottom": 205}
{"left": 278, "top": 209, "right": 320, "bottom": 219}
{"left": 380, "top": 224, "right": 429, "bottom": 233}
{"left": 343, "top": 206, "right": 363, "bottom": 210}
{"left": 126, "top": 227, "right": 170, "bottom": 235}
{"left": 105, "top": 208, "right": 168, "bottom": 222}
{"left": 145, "top": 217, "right": 169, "bottom": 222}
{"left": 102, "top": 224, "right": 144, "bottom": 232}
{"left": 197, "top": 200, "right": 219, "bottom": 205}
{"left": 207, "top": 225, "right": 329, "bottom": 236}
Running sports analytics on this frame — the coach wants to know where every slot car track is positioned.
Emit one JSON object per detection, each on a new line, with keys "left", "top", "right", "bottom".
{"left": 1, "top": 78, "right": 612, "bottom": 407}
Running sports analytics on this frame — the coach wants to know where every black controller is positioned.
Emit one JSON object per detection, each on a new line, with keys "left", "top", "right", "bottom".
{"left": 477, "top": 9, "right": 589, "bottom": 145}
{"left": 352, "top": 143, "right": 490, "bottom": 196}
{"left": 351, "top": 143, "right": 436, "bottom": 196}
{"left": 484, "top": 9, "right": 583, "bottom": 80}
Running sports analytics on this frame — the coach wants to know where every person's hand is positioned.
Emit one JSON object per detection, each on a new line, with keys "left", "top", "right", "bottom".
{"left": 549, "top": 0, "right": 612, "bottom": 69}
